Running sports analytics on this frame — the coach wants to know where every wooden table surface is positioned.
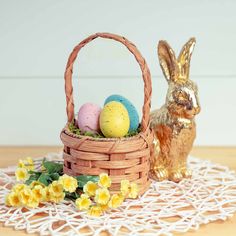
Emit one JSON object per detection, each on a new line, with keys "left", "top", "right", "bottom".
{"left": 0, "top": 146, "right": 236, "bottom": 236}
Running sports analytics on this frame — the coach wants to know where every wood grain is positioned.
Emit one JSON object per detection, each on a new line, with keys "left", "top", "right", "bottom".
{"left": 0, "top": 146, "right": 236, "bottom": 236}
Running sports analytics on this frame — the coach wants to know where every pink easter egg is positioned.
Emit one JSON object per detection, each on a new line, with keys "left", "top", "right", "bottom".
{"left": 77, "top": 103, "right": 102, "bottom": 132}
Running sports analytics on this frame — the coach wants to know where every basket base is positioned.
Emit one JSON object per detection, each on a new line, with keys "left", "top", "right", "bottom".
{"left": 61, "top": 126, "right": 154, "bottom": 198}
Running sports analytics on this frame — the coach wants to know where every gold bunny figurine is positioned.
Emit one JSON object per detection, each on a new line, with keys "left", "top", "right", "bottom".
{"left": 150, "top": 38, "right": 201, "bottom": 182}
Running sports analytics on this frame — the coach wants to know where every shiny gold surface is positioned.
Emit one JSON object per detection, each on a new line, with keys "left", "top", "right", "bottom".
{"left": 150, "top": 38, "right": 200, "bottom": 182}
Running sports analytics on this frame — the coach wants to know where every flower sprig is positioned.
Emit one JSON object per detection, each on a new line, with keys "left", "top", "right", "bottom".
{"left": 15, "top": 157, "right": 34, "bottom": 181}
{"left": 6, "top": 157, "right": 139, "bottom": 217}
{"left": 7, "top": 157, "right": 98, "bottom": 207}
{"left": 75, "top": 173, "right": 139, "bottom": 217}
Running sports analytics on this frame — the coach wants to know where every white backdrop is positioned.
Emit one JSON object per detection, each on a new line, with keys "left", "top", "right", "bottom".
{"left": 0, "top": 0, "right": 235, "bottom": 145}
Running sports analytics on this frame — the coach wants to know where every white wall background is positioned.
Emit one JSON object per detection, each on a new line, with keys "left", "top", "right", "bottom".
{"left": 0, "top": 0, "right": 235, "bottom": 146}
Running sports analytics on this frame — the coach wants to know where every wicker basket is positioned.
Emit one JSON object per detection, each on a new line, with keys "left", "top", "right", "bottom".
{"left": 61, "top": 32, "right": 154, "bottom": 195}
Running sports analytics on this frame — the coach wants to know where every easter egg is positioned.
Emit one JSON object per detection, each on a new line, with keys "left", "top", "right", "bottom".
{"left": 104, "top": 94, "right": 139, "bottom": 132}
{"left": 99, "top": 101, "right": 130, "bottom": 138}
{"left": 77, "top": 103, "right": 102, "bottom": 132}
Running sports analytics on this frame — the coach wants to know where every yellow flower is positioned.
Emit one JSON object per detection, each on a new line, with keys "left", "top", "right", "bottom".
{"left": 94, "top": 188, "right": 110, "bottom": 205}
{"left": 12, "top": 183, "right": 27, "bottom": 192}
{"left": 87, "top": 205, "right": 103, "bottom": 217}
{"left": 108, "top": 193, "right": 124, "bottom": 208}
{"left": 58, "top": 174, "right": 78, "bottom": 193}
{"left": 120, "top": 180, "right": 130, "bottom": 196}
{"left": 17, "top": 157, "right": 34, "bottom": 171}
{"left": 128, "top": 182, "right": 139, "bottom": 199}
{"left": 44, "top": 186, "right": 51, "bottom": 202}
{"left": 120, "top": 180, "right": 139, "bottom": 198}
{"left": 25, "top": 196, "right": 39, "bottom": 208}
{"left": 98, "top": 173, "right": 111, "bottom": 188}
{"left": 15, "top": 168, "right": 29, "bottom": 181}
{"left": 48, "top": 181, "right": 64, "bottom": 197}
{"left": 75, "top": 194, "right": 91, "bottom": 210}
{"left": 32, "top": 185, "right": 46, "bottom": 201}
{"left": 30, "top": 181, "right": 45, "bottom": 189}
{"left": 18, "top": 159, "right": 25, "bottom": 168}
{"left": 49, "top": 192, "right": 65, "bottom": 203}
{"left": 7, "top": 192, "right": 21, "bottom": 207}
{"left": 26, "top": 157, "right": 34, "bottom": 170}
{"left": 19, "top": 187, "right": 32, "bottom": 205}
{"left": 83, "top": 181, "right": 98, "bottom": 197}
{"left": 99, "top": 204, "right": 109, "bottom": 211}
{"left": 48, "top": 181, "right": 65, "bottom": 203}
{"left": 26, "top": 157, "right": 33, "bottom": 165}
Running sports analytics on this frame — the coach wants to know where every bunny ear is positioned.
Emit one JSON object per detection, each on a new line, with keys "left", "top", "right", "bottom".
{"left": 177, "top": 37, "right": 196, "bottom": 79}
{"left": 158, "top": 40, "right": 178, "bottom": 82}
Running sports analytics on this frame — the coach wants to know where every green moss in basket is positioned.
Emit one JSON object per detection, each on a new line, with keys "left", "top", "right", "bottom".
{"left": 68, "top": 122, "right": 104, "bottom": 138}
{"left": 68, "top": 122, "right": 141, "bottom": 138}
{"left": 68, "top": 122, "right": 81, "bottom": 136}
{"left": 83, "top": 131, "right": 104, "bottom": 138}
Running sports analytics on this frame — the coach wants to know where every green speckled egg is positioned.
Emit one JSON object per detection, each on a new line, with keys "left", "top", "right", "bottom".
{"left": 99, "top": 101, "right": 130, "bottom": 138}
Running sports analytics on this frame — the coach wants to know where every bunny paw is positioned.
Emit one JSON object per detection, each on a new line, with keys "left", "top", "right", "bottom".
{"left": 150, "top": 168, "right": 168, "bottom": 181}
{"left": 181, "top": 168, "right": 192, "bottom": 178}
{"left": 169, "top": 171, "right": 183, "bottom": 183}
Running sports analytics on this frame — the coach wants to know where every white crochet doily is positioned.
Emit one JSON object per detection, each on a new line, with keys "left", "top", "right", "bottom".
{"left": 0, "top": 153, "right": 236, "bottom": 236}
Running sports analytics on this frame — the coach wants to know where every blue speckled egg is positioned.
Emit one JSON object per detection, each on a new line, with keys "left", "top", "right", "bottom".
{"left": 104, "top": 94, "right": 139, "bottom": 132}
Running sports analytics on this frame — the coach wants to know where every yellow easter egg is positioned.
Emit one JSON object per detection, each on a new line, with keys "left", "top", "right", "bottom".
{"left": 100, "top": 101, "right": 130, "bottom": 138}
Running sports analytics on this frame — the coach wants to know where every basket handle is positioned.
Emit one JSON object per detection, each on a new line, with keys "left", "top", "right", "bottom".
{"left": 64, "top": 32, "right": 152, "bottom": 132}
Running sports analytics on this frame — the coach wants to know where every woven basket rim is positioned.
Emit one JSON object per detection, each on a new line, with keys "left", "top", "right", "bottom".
{"left": 63, "top": 123, "right": 150, "bottom": 142}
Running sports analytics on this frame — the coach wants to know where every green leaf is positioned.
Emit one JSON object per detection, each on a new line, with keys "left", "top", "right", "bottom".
{"left": 38, "top": 173, "right": 51, "bottom": 186}
{"left": 75, "top": 175, "right": 99, "bottom": 188}
{"left": 25, "top": 174, "right": 39, "bottom": 185}
{"left": 65, "top": 191, "right": 80, "bottom": 201}
{"left": 28, "top": 170, "right": 42, "bottom": 175}
{"left": 50, "top": 173, "right": 60, "bottom": 181}
{"left": 43, "top": 161, "right": 63, "bottom": 174}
